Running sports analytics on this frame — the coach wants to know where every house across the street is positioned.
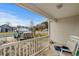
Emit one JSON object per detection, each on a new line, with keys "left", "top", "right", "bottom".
{"left": 0, "top": 24, "right": 13, "bottom": 32}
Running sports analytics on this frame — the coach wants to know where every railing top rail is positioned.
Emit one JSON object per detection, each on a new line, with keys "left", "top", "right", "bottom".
{"left": 23, "top": 35, "right": 48, "bottom": 41}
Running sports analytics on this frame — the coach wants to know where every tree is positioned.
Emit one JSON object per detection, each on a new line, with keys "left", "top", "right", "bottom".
{"left": 30, "top": 20, "right": 36, "bottom": 37}
{"left": 34, "top": 21, "right": 48, "bottom": 31}
{"left": 41, "top": 21, "right": 48, "bottom": 29}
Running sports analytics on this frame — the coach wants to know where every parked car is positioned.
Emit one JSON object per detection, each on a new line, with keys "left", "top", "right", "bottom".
{"left": 13, "top": 28, "right": 33, "bottom": 41}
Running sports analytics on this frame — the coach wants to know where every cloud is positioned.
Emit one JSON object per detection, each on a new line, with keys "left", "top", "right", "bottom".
{"left": 0, "top": 12, "right": 31, "bottom": 27}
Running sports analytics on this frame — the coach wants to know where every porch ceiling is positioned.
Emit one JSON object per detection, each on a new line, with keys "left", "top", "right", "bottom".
{"left": 17, "top": 3, "right": 79, "bottom": 20}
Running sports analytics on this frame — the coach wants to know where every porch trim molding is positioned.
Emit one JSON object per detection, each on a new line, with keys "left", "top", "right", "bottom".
{"left": 16, "top": 3, "right": 57, "bottom": 22}
{"left": 58, "top": 14, "right": 79, "bottom": 20}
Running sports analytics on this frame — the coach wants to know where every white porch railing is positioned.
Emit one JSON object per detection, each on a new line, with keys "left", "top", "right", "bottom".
{"left": 0, "top": 36, "right": 49, "bottom": 56}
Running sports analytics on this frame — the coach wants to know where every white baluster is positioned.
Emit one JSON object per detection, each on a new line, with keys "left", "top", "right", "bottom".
{"left": 23, "top": 43, "right": 25, "bottom": 56}
{"left": 25, "top": 44, "right": 27, "bottom": 56}
{"left": 31, "top": 40, "right": 33, "bottom": 54}
{"left": 37, "top": 39, "right": 39, "bottom": 51}
{"left": 0, "top": 49, "right": 1, "bottom": 56}
{"left": 27, "top": 45, "right": 29, "bottom": 56}
{"left": 36, "top": 39, "right": 38, "bottom": 52}
{"left": 29, "top": 41, "right": 31, "bottom": 55}
{"left": 30, "top": 41, "right": 32, "bottom": 55}
{"left": 19, "top": 43, "right": 21, "bottom": 56}
{"left": 34, "top": 40, "right": 35, "bottom": 54}
{"left": 32, "top": 40, "right": 34, "bottom": 54}
{"left": 3, "top": 48, "right": 6, "bottom": 56}
{"left": 9, "top": 46, "right": 12, "bottom": 56}
{"left": 14, "top": 45, "right": 17, "bottom": 56}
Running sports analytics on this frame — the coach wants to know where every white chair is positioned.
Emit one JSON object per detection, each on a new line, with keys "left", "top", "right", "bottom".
{"left": 53, "top": 39, "right": 77, "bottom": 56}
{"left": 70, "top": 35, "right": 79, "bottom": 56}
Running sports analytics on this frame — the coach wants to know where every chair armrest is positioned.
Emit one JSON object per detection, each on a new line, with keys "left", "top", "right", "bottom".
{"left": 61, "top": 48, "right": 70, "bottom": 52}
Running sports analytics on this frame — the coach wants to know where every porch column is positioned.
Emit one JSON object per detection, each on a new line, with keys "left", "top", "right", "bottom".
{"left": 48, "top": 18, "right": 53, "bottom": 41}
{"left": 48, "top": 18, "right": 54, "bottom": 55}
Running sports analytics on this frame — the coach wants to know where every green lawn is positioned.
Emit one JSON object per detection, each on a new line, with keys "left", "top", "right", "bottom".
{"left": 0, "top": 32, "right": 14, "bottom": 34}
{"left": 34, "top": 33, "right": 48, "bottom": 37}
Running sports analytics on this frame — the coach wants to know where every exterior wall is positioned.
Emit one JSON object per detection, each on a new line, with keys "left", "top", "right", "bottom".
{"left": 0, "top": 27, "right": 1, "bottom": 32}
{"left": 0, "top": 24, "right": 13, "bottom": 32}
{"left": 50, "top": 15, "right": 79, "bottom": 45}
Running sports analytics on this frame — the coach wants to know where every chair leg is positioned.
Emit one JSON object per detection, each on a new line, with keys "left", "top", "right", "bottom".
{"left": 59, "top": 50, "right": 63, "bottom": 56}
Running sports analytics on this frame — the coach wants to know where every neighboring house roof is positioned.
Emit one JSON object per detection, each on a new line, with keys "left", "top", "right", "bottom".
{"left": 0, "top": 24, "right": 12, "bottom": 28}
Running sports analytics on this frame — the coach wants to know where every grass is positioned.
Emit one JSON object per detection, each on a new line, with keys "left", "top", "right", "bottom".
{"left": 0, "top": 32, "right": 14, "bottom": 34}
{"left": 0, "top": 32, "right": 16, "bottom": 44}
{"left": 34, "top": 33, "right": 48, "bottom": 37}
{"left": 34, "top": 32, "right": 48, "bottom": 43}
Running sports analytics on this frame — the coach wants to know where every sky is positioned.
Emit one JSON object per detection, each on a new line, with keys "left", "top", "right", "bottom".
{"left": 0, "top": 3, "right": 46, "bottom": 27}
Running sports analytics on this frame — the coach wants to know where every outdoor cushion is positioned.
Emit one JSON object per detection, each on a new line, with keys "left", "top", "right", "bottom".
{"left": 54, "top": 46, "right": 71, "bottom": 53}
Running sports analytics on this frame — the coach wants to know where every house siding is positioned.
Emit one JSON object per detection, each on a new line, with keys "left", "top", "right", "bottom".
{"left": 0, "top": 24, "right": 13, "bottom": 32}
{"left": 50, "top": 15, "right": 79, "bottom": 45}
